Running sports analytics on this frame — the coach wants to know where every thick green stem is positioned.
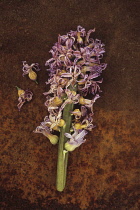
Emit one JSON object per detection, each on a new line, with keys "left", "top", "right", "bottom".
{"left": 56, "top": 102, "right": 74, "bottom": 191}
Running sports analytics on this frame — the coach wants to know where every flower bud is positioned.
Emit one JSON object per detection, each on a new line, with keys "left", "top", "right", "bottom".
{"left": 74, "top": 122, "right": 87, "bottom": 129}
{"left": 77, "top": 32, "right": 83, "bottom": 44}
{"left": 79, "top": 97, "right": 92, "bottom": 105}
{"left": 58, "top": 119, "right": 65, "bottom": 127}
{"left": 64, "top": 142, "right": 77, "bottom": 152}
{"left": 16, "top": 86, "right": 25, "bottom": 97}
{"left": 71, "top": 109, "right": 81, "bottom": 117}
{"left": 87, "top": 43, "right": 94, "bottom": 48}
{"left": 79, "top": 96, "right": 85, "bottom": 105}
{"left": 58, "top": 70, "right": 66, "bottom": 76}
{"left": 74, "top": 123, "right": 83, "bottom": 130}
{"left": 76, "top": 59, "right": 85, "bottom": 65}
{"left": 81, "top": 66, "right": 90, "bottom": 73}
{"left": 89, "top": 63, "right": 97, "bottom": 67}
{"left": 45, "top": 132, "right": 59, "bottom": 145}
{"left": 28, "top": 69, "right": 38, "bottom": 83}
{"left": 52, "top": 96, "right": 63, "bottom": 106}
{"left": 59, "top": 55, "right": 65, "bottom": 61}
{"left": 52, "top": 125, "right": 60, "bottom": 131}
{"left": 81, "top": 124, "right": 87, "bottom": 129}
{"left": 71, "top": 91, "right": 76, "bottom": 96}
{"left": 59, "top": 78, "right": 69, "bottom": 87}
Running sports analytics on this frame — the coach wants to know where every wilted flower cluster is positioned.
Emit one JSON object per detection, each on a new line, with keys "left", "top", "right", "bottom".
{"left": 34, "top": 26, "right": 107, "bottom": 151}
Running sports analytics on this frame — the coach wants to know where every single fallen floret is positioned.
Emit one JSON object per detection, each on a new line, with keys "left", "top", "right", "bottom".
{"left": 16, "top": 86, "right": 33, "bottom": 111}
{"left": 22, "top": 61, "right": 40, "bottom": 84}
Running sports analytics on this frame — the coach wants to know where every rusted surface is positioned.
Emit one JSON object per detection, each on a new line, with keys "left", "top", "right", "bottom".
{"left": 0, "top": 0, "right": 139, "bottom": 209}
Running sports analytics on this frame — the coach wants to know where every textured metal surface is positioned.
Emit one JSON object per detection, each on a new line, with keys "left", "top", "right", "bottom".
{"left": 0, "top": 0, "right": 139, "bottom": 209}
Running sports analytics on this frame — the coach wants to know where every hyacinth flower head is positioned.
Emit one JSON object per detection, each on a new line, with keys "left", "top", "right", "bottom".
{"left": 35, "top": 26, "right": 107, "bottom": 191}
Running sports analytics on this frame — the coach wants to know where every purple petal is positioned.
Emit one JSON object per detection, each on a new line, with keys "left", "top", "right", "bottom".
{"left": 24, "top": 90, "right": 33, "bottom": 101}
{"left": 65, "top": 38, "right": 75, "bottom": 48}
{"left": 85, "top": 28, "right": 95, "bottom": 44}
{"left": 61, "top": 73, "right": 72, "bottom": 77}
{"left": 31, "top": 63, "right": 40, "bottom": 72}
{"left": 65, "top": 133, "right": 72, "bottom": 139}
{"left": 75, "top": 130, "right": 88, "bottom": 141}
{"left": 93, "top": 94, "right": 100, "bottom": 102}
{"left": 81, "top": 106, "right": 87, "bottom": 116}
{"left": 77, "top": 25, "right": 86, "bottom": 36}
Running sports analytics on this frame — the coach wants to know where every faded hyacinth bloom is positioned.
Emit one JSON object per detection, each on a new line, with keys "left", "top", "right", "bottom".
{"left": 16, "top": 86, "right": 33, "bottom": 111}
{"left": 35, "top": 26, "right": 107, "bottom": 149}
{"left": 22, "top": 61, "right": 40, "bottom": 83}
{"left": 33, "top": 124, "right": 58, "bottom": 144}
{"left": 64, "top": 129, "right": 88, "bottom": 151}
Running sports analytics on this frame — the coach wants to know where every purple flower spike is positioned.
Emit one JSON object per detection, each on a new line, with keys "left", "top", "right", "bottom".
{"left": 33, "top": 26, "right": 107, "bottom": 192}
{"left": 36, "top": 26, "right": 107, "bottom": 151}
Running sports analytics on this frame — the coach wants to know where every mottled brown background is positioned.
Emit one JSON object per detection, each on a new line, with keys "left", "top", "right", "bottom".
{"left": 0, "top": 0, "right": 140, "bottom": 209}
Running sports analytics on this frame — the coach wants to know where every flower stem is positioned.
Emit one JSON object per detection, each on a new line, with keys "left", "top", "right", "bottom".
{"left": 15, "top": 86, "right": 21, "bottom": 90}
{"left": 56, "top": 102, "right": 74, "bottom": 191}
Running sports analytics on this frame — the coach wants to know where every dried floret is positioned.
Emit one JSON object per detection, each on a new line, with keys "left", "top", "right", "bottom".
{"left": 16, "top": 86, "right": 33, "bottom": 111}
{"left": 64, "top": 129, "right": 88, "bottom": 151}
{"left": 22, "top": 61, "right": 40, "bottom": 83}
